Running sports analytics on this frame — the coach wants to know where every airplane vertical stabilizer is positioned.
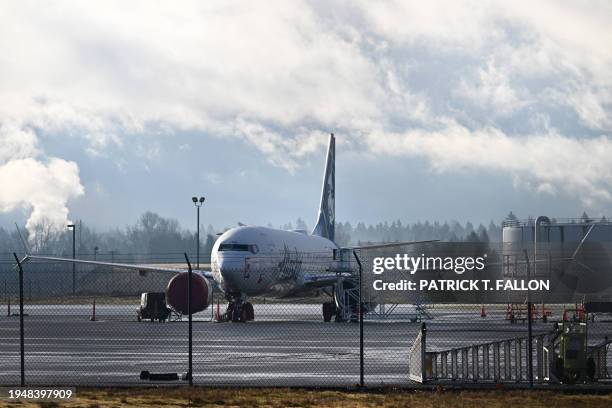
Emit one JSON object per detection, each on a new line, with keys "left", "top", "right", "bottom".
{"left": 312, "top": 133, "right": 335, "bottom": 242}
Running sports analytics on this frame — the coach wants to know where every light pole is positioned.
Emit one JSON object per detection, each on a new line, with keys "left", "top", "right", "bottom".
{"left": 192, "top": 196, "right": 205, "bottom": 269}
{"left": 67, "top": 224, "right": 76, "bottom": 294}
{"left": 94, "top": 246, "right": 99, "bottom": 261}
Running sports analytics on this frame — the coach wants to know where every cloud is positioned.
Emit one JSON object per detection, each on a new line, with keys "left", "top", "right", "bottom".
{"left": 234, "top": 121, "right": 330, "bottom": 172}
{"left": 0, "top": 124, "right": 40, "bottom": 163}
{"left": 205, "top": 172, "right": 222, "bottom": 185}
{"left": 566, "top": 88, "right": 612, "bottom": 130}
{"left": 455, "top": 60, "right": 528, "bottom": 117}
{"left": 0, "top": 0, "right": 611, "bottom": 218}
{"left": 0, "top": 1, "right": 383, "bottom": 135}
{"left": 365, "top": 121, "right": 612, "bottom": 208}
{"left": 135, "top": 143, "right": 161, "bottom": 161}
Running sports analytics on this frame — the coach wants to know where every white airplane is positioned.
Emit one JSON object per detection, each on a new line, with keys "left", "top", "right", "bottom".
{"left": 21, "top": 133, "right": 427, "bottom": 322}
{"left": 208, "top": 133, "right": 344, "bottom": 321}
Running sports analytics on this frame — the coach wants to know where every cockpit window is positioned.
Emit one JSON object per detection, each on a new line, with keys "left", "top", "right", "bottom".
{"left": 218, "top": 243, "right": 259, "bottom": 253}
{"left": 219, "top": 243, "right": 250, "bottom": 252}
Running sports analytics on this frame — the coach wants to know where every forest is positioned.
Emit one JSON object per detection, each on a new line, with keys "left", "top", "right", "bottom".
{"left": 0, "top": 210, "right": 510, "bottom": 262}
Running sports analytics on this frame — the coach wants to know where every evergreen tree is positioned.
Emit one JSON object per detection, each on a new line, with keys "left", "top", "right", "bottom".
{"left": 477, "top": 225, "right": 489, "bottom": 242}
{"left": 464, "top": 231, "right": 480, "bottom": 242}
{"left": 295, "top": 218, "right": 308, "bottom": 231}
{"left": 580, "top": 211, "right": 590, "bottom": 223}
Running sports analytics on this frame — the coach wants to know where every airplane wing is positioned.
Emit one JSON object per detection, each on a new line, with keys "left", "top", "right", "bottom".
{"left": 300, "top": 240, "right": 440, "bottom": 288}
{"left": 350, "top": 239, "right": 439, "bottom": 250}
{"left": 21, "top": 254, "right": 215, "bottom": 279}
{"left": 302, "top": 272, "right": 353, "bottom": 288}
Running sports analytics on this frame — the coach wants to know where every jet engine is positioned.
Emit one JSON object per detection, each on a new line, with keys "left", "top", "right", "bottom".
{"left": 165, "top": 272, "right": 212, "bottom": 314}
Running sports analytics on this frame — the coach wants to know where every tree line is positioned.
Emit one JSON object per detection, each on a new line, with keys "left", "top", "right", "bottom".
{"left": 283, "top": 217, "right": 500, "bottom": 247}
{"left": 0, "top": 211, "right": 507, "bottom": 260}
{"left": 0, "top": 212, "right": 216, "bottom": 261}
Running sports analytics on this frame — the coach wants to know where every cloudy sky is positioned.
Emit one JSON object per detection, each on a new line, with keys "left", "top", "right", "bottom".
{"left": 1, "top": 1, "right": 611, "bottom": 235}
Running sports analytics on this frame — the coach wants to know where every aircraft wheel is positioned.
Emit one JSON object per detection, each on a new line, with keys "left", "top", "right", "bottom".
{"left": 243, "top": 302, "right": 255, "bottom": 321}
{"left": 322, "top": 302, "right": 334, "bottom": 322}
{"left": 230, "top": 304, "right": 242, "bottom": 322}
{"left": 240, "top": 305, "right": 250, "bottom": 322}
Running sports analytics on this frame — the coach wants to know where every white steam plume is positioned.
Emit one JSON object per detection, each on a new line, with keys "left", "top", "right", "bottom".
{"left": 0, "top": 124, "right": 84, "bottom": 235}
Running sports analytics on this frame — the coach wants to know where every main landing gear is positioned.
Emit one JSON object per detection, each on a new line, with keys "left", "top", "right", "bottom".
{"left": 322, "top": 300, "right": 358, "bottom": 322}
{"left": 322, "top": 278, "right": 361, "bottom": 322}
{"left": 224, "top": 299, "right": 255, "bottom": 322}
{"left": 322, "top": 301, "right": 336, "bottom": 322}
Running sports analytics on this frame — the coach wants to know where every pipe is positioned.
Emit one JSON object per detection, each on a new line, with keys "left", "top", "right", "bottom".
{"left": 534, "top": 216, "right": 550, "bottom": 278}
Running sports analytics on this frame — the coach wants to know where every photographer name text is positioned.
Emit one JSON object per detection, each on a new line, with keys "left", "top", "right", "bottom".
{"left": 372, "top": 279, "right": 549, "bottom": 291}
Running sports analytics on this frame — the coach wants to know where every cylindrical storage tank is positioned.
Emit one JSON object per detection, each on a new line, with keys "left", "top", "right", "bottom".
{"left": 502, "top": 226, "right": 524, "bottom": 254}
{"left": 501, "top": 219, "right": 612, "bottom": 246}
{"left": 166, "top": 273, "right": 212, "bottom": 314}
{"left": 548, "top": 225, "right": 562, "bottom": 242}
{"left": 562, "top": 225, "right": 583, "bottom": 242}
{"left": 501, "top": 217, "right": 612, "bottom": 298}
{"left": 502, "top": 226, "right": 523, "bottom": 244}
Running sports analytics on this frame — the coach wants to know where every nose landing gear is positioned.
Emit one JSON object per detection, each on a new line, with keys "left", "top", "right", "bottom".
{"left": 223, "top": 299, "right": 255, "bottom": 322}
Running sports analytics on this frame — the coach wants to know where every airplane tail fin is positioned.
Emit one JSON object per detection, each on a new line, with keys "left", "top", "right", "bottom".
{"left": 312, "top": 133, "right": 335, "bottom": 242}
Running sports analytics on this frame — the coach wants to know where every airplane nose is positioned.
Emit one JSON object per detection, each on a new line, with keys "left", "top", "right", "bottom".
{"left": 217, "top": 255, "right": 245, "bottom": 291}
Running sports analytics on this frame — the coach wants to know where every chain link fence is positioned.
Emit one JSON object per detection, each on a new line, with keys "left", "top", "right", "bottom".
{"left": 1, "top": 244, "right": 612, "bottom": 388}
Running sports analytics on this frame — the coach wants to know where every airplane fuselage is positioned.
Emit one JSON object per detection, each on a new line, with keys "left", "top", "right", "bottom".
{"left": 211, "top": 226, "right": 337, "bottom": 298}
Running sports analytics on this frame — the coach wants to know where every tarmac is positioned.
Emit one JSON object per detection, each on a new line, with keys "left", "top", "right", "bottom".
{"left": 1, "top": 304, "right": 611, "bottom": 386}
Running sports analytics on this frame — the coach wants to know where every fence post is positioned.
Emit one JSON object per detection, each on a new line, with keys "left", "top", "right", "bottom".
{"left": 210, "top": 285, "right": 215, "bottom": 321}
{"left": 352, "top": 250, "right": 364, "bottom": 388}
{"left": 536, "top": 335, "right": 544, "bottom": 382}
{"left": 524, "top": 249, "right": 534, "bottom": 388}
{"left": 184, "top": 253, "right": 193, "bottom": 386}
{"left": 13, "top": 253, "right": 25, "bottom": 387}
{"left": 90, "top": 298, "right": 96, "bottom": 322}
{"left": 421, "top": 322, "right": 427, "bottom": 381}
